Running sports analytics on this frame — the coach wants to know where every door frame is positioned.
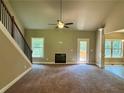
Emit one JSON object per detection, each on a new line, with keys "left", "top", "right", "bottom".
{"left": 77, "top": 38, "right": 90, "bottom": 63}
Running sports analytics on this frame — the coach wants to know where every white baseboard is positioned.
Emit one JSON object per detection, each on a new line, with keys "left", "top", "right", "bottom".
{"left": 33, "top": 62, "right": 55, "bottom": 64}
{"left": 33, "top": 62, "right": 96, "bottom": 65}
{"left": 0, "top": 67, "right": 32, "bottom": 93}
{"left": 33, "top": 62, "right": 78, "bottom": 64}
{"left": 105, "top": 62, "right": 124, "bottom": 65}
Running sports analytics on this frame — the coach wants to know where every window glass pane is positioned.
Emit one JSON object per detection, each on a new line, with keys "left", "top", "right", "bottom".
{"left": 80, "top": 41, "right": 87, "bottom": 51}
{"left": 80, "top": 41, "right": 87, "bottom": 61}
{"left": 32, "top": 38, "right": 44, "bottom": 57}
{"left": 105, "top": 40, "right": 111, "bottom": 48}
{"left": 112, "top": 49, "right": 122, "bottom": 57}
{"left": 105, "top": 39, "right": 123, "bottom": 58}
{"left": 113, "top": 40, "right": 121, "bottom": 49}
{"left": 105, "top": 49, "right": 111, "bottom": 58}
{"left": 32, "top": 38, "right": 44, "bottom": 47}
{"left": 32, "top": 48, "right": 42, "bottom": 57}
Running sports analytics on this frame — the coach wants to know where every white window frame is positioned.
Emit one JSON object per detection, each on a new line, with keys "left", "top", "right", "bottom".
{"left": 105, "top": 39, "right": 123, "bottom": 58}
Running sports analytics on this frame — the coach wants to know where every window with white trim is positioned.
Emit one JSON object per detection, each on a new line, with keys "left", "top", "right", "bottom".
{"left": 32, "top": 38, "right": 44, "bottom": 58}
{"left": 105, "top": 39, "right": 123, "bottom": 58}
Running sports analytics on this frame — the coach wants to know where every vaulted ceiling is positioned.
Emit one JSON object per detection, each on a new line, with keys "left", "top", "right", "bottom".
{"left": 9, "top": 0, "right": 120, "bottom": 31}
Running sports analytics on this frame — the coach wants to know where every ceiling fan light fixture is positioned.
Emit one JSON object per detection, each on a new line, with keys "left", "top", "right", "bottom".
{"left": 58, "top": 21, "right": 64, "bottom": 29}
{"left": 48, "top": 0, "right": 73, "bottom": 29}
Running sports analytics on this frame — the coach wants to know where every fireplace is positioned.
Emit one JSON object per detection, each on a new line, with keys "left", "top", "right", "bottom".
{"left": 55, "top": 53, "right": 66, "bottom": 63}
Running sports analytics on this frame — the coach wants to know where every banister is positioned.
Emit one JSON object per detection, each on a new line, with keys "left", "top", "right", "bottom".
{"left": 13, "top": 18, "right": 32, "bottom": 52}
{"left": 0, "top": 0, "right": 32, "bottom": 63}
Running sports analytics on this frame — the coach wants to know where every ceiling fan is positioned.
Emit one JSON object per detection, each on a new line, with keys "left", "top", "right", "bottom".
{"left": 48, "top": 0, "right": 74, "bottom": 29}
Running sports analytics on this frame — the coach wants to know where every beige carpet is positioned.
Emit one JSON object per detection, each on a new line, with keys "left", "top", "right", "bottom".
{"left": 5, "top": 64, "right": 124, "bottom": 93}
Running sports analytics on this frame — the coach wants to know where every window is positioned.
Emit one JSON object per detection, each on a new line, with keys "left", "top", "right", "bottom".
{"left": 32, "top": 38, "right": 44, "bottom": 58}
{"left": 112, "top": 40, "right": 122, "bottom": 57}
{"left": 105, "top": 40, "right": 111, "bottom": 58}
{"left": 105, "top": 39, "right": 123, "bottom": 58}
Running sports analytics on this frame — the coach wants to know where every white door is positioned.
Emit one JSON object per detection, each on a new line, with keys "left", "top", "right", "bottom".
{"left": 77, "top": 39, "right": 89, "bottom": 63}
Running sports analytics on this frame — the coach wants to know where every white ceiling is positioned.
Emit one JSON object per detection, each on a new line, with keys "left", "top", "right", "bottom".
{"left": 9, "top": 0, "right": 120, "bottom": 31}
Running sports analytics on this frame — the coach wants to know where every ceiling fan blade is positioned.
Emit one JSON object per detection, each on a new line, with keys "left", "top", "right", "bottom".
{"left": 48, "top": 24, "right": 56, "bottom": 25}
{"left": 65, "top": 23, "right": 73, "bottom": 25}
{"left": 64, "top": 25, "right": 69, "bottom": 28}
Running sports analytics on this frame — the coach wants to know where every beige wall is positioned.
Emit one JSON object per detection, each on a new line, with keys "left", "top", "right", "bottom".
{"left": 0, "top": 1, "right": 31, "bottom": 91}
{"left": 105, "top": 32, "right": 124, "bottom": 65}
{"left": 104, "top": 1, "right": 124, "bottom": 33}
{"left": 25, "top": 29, "right": 96, "bottom": 64}
{"left": 105, "top": 33, "right": 124, "bottom": 39}
{"left": 0, "top": 22, "right": 31, "bottom": 91}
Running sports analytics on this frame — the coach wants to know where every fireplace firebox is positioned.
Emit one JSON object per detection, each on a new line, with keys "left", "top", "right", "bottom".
{"left": 55, "top": 54, "right": 66, "bottom": 63}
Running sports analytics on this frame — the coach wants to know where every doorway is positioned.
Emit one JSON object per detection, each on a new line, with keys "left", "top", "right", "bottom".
{"left": 77, "top": 39, "right": 89, "bottom": 64}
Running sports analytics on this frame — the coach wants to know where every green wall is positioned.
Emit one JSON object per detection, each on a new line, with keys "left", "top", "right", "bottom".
{"left": 25, "top": 29, "right": 96, "bottom": 64}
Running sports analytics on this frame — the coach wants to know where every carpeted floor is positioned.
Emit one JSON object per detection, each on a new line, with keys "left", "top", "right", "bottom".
{"left": 5, "top": 64, "right": 124, "bottom": 93}
{"left": 105, "top": 65, "right": 124, "bottom": 79}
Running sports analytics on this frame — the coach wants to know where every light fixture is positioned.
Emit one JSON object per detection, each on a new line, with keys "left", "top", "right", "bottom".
{"left": 48, "top": 0, "right": 74, "bottom": 28}
{"left": 58, "top": 0, "right": 64, "bottom": 29}
{"left": 57, "top": 20, "right": 64, "bottom": 29}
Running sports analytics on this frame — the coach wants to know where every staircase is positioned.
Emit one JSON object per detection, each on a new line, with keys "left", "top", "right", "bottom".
{"left": 0, "top": 0, "right": 32, "bottom": 62}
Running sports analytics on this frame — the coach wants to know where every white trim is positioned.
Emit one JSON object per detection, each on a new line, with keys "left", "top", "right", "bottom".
{"left": 0, "top": 67, "right": 32, "bottom": 93}
{"left": 33, "top": 62, "right": 54, "bottom": 64}
{"left": 105, "top": 62, "right": 124, "bottom": 65}
{"left": 0, "top": 22, "right": 32, "bottom": 66}
{"left": 32, "top": 62, "right": 96, "bottom": 65}
{"left": 77, "top": 38, "right": 90, "bottom": 63}
{"left": 105, "top": 29, "right": 124, "bottom": 34}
